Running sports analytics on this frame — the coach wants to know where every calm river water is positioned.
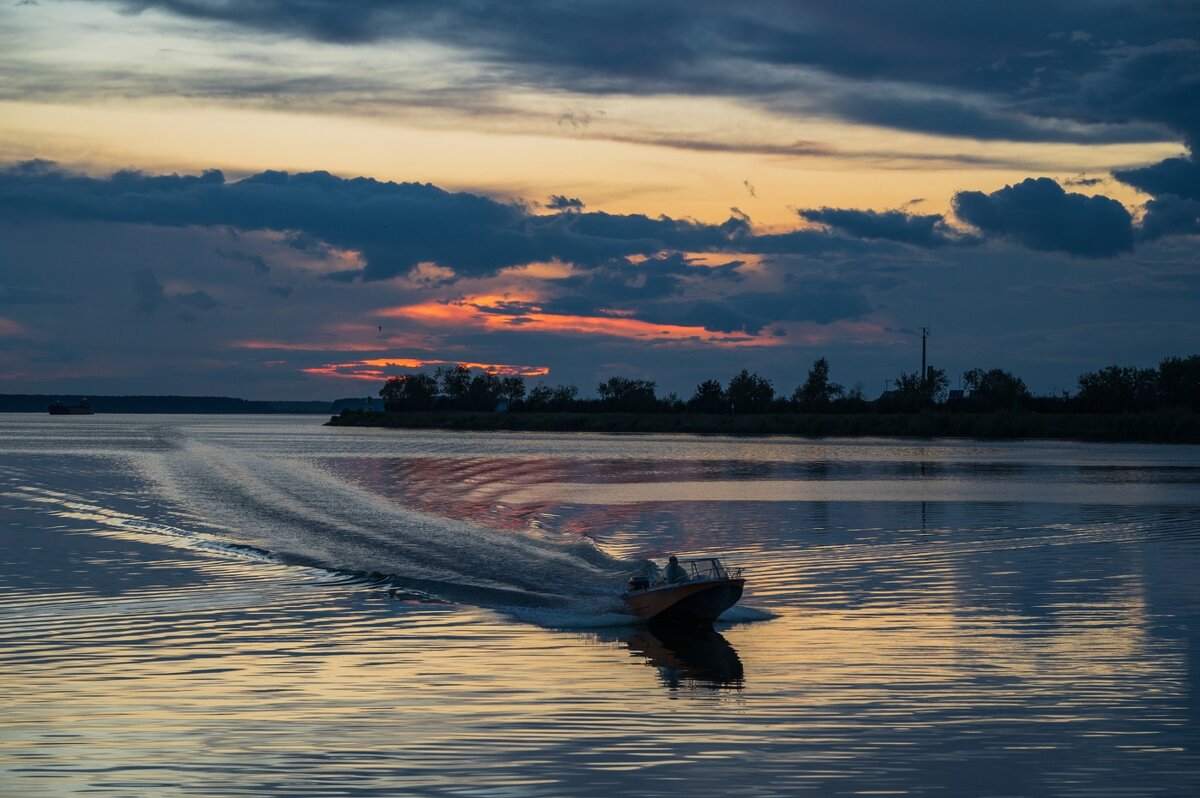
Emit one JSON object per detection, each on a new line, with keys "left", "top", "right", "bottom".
{"left": 2, "top": 415, "right": 1199, "bottom": 796}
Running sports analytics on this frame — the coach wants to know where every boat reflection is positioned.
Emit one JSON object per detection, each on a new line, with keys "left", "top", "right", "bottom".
{"left": 623, "top": 623, "right": 744, "bottom": 691}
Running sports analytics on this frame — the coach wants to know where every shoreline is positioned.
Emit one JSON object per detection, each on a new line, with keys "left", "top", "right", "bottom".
{"left": 326, "top": 409, "right": 1200, "bottom": 444}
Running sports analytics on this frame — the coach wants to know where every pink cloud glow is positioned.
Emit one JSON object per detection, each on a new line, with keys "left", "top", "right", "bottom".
{"left": 302, "top": 357, "right": 550, "bottom": 382}
{"left": 378, "top": 296, "right": 785, "bottom": 347}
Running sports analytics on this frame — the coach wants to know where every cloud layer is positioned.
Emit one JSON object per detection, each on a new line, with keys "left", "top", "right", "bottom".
{"left": 0, "top": 160, "right": 876, "bottom": 287}
{"left": 3, "top": 2, "right": 1199, "bottom": 398}
{"left": 99, "top": 1, "right": 1199, "bottom": 149}
{"left": 9, "top": 161, "right": 1186, "bottom": 278}
{"left": 2, "top": 165, "right": 1196, "bottom": 398}
{"left": 953, "top": 178, "right": 1134, "bottom": 258}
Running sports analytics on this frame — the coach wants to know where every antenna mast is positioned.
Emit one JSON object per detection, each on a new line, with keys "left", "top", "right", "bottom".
{"left": 920, "top": 323, "right": 931, "bottom": 387}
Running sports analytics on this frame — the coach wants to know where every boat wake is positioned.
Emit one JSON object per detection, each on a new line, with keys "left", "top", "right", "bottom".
{"left": 133, "top": 434, "right": 638, "bottom": 614}
{"left": 3, "top": 423, "right": 775, "bottom": 628}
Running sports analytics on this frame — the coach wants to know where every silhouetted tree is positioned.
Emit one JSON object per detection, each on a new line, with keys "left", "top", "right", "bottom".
{"left": 794, "top": 357, "right": 844, "bottom": 411}
{"left": 379, "top": 373, "right": 438, "bottom": 411}
{"left": 891, "top": 367, "right": 949, "bottom": 409}
{"left": 688, "top": 378, "right": 727, "bottom": 413}
{"left": 1077, "top": 365, "right": 1158, "bottom": 412}
{"left": 597, "top": 376, "right": 658, "bottom": 412}
{"left": 379, "top": 377, "right": 404, "bottom": 410}
{"left": 962, "top": 368, "right": 1031, "bottom": 411}
{"left": 436, "top": 365, "right": 472, "bottom": 407}
{"left": 526, "top": 385, "right": 552, "bottom": 410}
{"left": 727, "top": 369, "right": 774, "bottom": 413}
{"left": 527, "top": 383, "right": 579, "bottom": 411}
{"left": 837, "top": 382, "right": 869, "bottom": 412}
{"left": 465, "top": 371, "right": 503, "bottom": 410}
{"left": 1157, "top": 355, "right": 1200, "bottom": 410}
{"left": 499, "top": 375, "right": 526, "bottom": 405}
{"left": 551, "top": 384, "right": 579, "bottom": 410}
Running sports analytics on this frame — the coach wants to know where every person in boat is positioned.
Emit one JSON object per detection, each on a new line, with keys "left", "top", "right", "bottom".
{"left": 664, "top": 555, "right": 689, "bottom": 584}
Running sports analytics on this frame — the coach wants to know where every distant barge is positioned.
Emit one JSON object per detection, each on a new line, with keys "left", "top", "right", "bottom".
{"left": 48, "top": 399, "right": 94, "bottom": 415}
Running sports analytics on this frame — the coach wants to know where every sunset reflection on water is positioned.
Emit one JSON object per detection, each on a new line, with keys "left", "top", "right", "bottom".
{"left": 2, "top": 417, "right": 1199, "bottom": 796}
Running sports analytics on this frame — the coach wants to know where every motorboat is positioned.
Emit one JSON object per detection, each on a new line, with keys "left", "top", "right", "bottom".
{"left": 621, "top": 556, "right": 745, "bottom": 625}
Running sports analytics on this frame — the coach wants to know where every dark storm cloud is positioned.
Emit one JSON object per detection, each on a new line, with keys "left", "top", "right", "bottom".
{"left": 798, "top": 207, "right": 968, "bottom": 248}
{"left": 0, "top": 162, "right": 603, "bottom": 279}
{"left": 1139, "top": 195, "right": 1200, "bottom": 241}
{"left": 1068, "top": 41, "right": 1200, "bottom": 153}
{"left": 1108, "top": 139, "right": 1200, "bottom": 241}
{"left": 647, "top": 286, "right": 872, "bottom": 334}
{"left": 452, "top": 245, "right": 868, "bottom": 336}
{"left": 1, "top": 161, "right": 1183, "bottom": 296}
{"left": 523, "top": 252, "right": 746, "bottom": 320}
{"left": 952, "top": 178, "right": 1134, "bottom": 258}
{"left": 104, "top": 1, "right": 1200, "bottom": 146}
{"left": 545, "top": 195, "right": 584, "bottom": 211}
{"left": 1114, "top": 156, "right": 1200, "bottom": 202}
{"left": 448, "top": 251, "right": 757, "bottom": 335}
{"left": 472, "top": 278, "right": 869, "bottom": 336}
{"left": 1, "top": 162, "right": 885, "bottom": 280}
{"left": 112, "top": 0, "right": 413, "bottom": 44}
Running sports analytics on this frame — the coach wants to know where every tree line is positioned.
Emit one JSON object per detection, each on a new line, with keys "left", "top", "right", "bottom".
{"left": 375, "top": 356, "right": 1200, "bottom": 415}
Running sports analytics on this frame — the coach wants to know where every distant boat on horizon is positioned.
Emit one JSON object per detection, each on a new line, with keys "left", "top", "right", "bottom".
{"left": 48, "top": 398, "right": 94, "bottom": 415}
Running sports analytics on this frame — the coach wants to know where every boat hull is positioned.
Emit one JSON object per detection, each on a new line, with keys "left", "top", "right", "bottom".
{"left": 621, "top": 578, "right": 745, "bottom": 625}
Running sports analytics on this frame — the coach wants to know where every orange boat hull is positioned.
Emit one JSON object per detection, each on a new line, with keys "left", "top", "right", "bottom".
{"left": 621, "top": 578, "right": 745, "bottom": 625}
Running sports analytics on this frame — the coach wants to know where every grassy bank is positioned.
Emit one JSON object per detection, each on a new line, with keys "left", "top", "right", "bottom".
{"left": 327, "top": 409, "right": 1200, "bottom": 443}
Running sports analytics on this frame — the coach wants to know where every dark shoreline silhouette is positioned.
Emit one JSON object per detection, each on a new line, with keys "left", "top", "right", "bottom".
{"left": 327, "top": 408, "right": 1200, "bottom": 444}
{"left": 329, "top": 356, "right": 1200, "bottom": 443}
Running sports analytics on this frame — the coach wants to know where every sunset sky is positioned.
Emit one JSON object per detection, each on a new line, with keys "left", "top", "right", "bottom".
{"left": 2, "top": 1, "right": 1198, "bottom": 399}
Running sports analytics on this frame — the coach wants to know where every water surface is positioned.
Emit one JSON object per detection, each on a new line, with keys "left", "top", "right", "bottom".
{"left": 2, "top": 415, "right": 1199, "bottom": 796}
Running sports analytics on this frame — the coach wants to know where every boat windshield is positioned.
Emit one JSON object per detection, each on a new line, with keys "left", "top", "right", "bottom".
{"left": 675, "top": 557, "right": 740, "bottom": 582}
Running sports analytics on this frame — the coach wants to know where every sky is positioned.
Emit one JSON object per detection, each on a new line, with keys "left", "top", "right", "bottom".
{"left": 1, "top": 1, "right": 1198, "bottom": 400}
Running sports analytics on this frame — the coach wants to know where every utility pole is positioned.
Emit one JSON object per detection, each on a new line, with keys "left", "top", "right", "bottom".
{"left": 920, "top": 325, "right": 930, "bottom": 387}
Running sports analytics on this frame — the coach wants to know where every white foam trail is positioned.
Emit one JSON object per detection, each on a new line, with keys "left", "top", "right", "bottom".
{"left": 114, "top": 518, "right": 279, "bottom": 563}
{"left": 136, "top": 433, "right": 637, "bottom": 610}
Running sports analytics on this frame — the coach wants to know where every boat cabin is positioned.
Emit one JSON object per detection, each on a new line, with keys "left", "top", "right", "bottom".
{"left": 669, "top": 557, "right": 736, "bottom": 583}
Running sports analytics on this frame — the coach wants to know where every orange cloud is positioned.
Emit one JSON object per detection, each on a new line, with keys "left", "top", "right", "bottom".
{"left": 379, "top": 296, "right": 783, "bottom": 347}
{"left": 497, "top": 259, "right": 577, "bottom": 279}
{"left": 302, "top": 357, "right": 550, "bottom": 382}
